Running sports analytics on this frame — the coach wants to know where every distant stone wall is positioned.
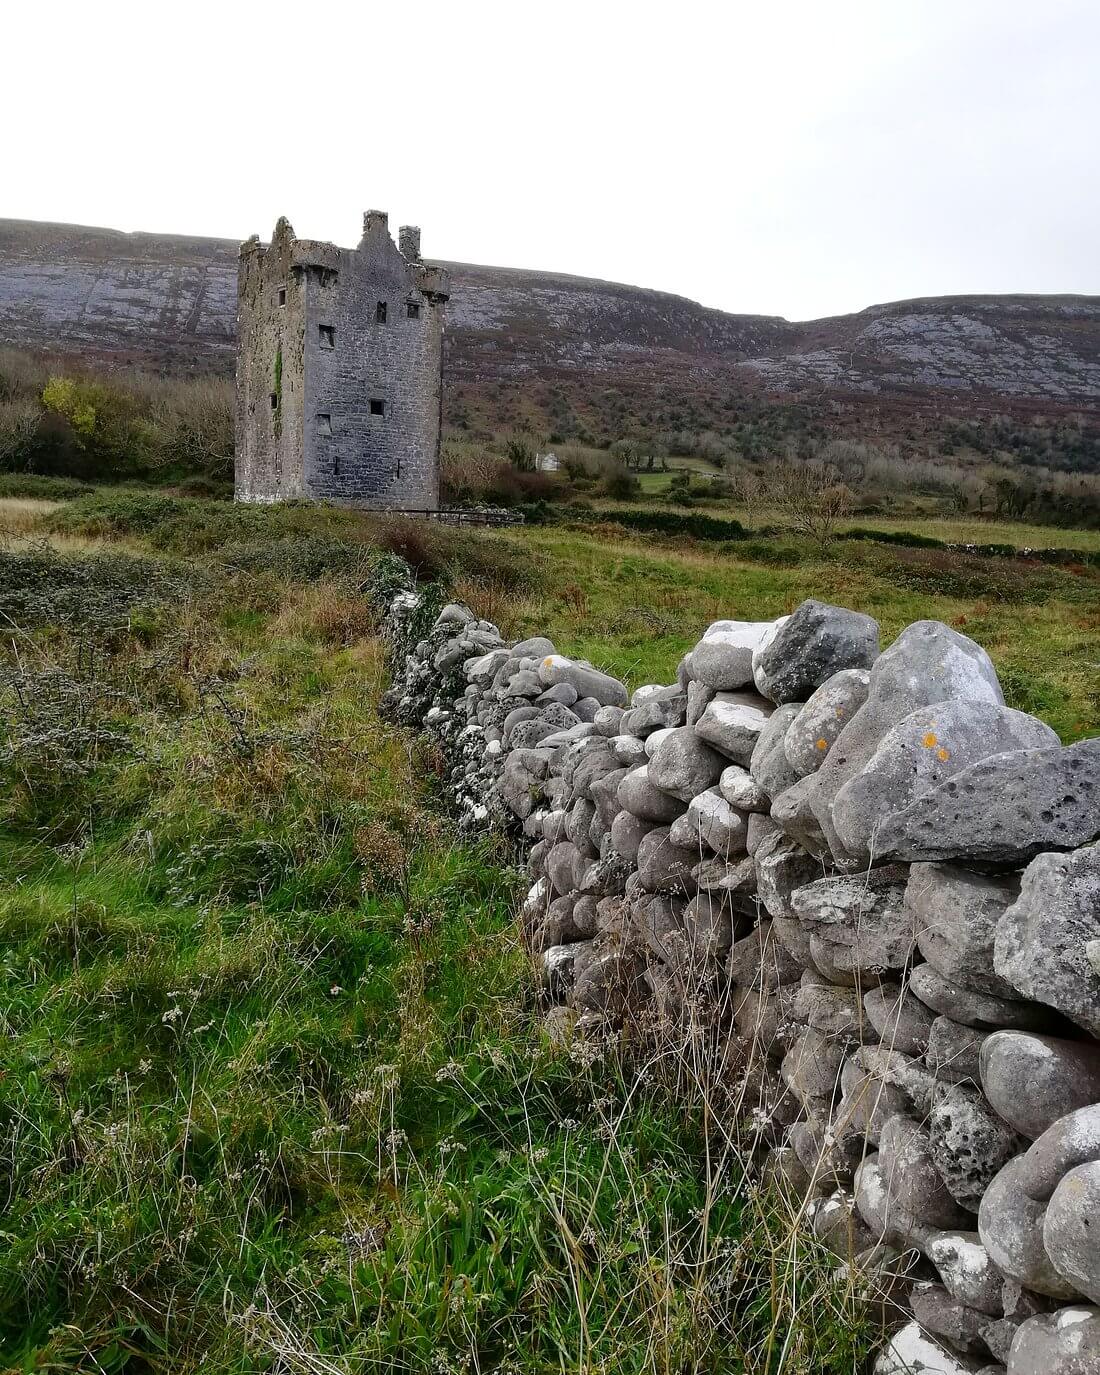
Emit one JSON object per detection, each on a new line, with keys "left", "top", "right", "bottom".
{"left": 380, "top": 574, "right": 1100, "bottom": 1375}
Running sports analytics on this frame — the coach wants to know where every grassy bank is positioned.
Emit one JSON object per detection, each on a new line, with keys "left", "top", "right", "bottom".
{"left": 0, "top": 493, "right": 891, "bottom": 1374}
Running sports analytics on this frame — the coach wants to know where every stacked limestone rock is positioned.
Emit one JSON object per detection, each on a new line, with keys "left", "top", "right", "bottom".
{"left": 381, "top": 584, "right": 1100, "bottom": 1375}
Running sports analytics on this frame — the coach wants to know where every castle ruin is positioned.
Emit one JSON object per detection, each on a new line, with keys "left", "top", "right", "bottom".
{"left": 234, "top": 211, "right": 449, "bottom": 507}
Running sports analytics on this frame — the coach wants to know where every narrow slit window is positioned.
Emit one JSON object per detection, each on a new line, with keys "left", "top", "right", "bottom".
{"left": 270, "top": 392, "right": 278, "bottom": 410}
{"left": 333, "top": 455, "right": 340, "bottom": 476}
{"left": 406, "top": 301, "right": 420, "bottom": 320}
{"left": 375, "top": 301, "right": 388, "bottom": 324}
{"left": 316, "top": 413, "right": 332, "bottom": 436}
{"left": 369, "top": 398, "right": 385, "bottom": 417}
{"left": 277, "top": 287, "right": 286, "bottom": 307}
{"left": 318, "top": 324, "right": 335, "bottom": 348}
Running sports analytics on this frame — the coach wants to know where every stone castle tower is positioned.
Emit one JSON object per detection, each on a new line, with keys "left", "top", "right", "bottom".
{"left": 234, "top": 211, "right": 449, "bottom": 507}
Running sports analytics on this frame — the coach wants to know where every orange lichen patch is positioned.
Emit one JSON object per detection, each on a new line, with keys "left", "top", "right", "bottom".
{"left": 922, "top": 732, "right": 938, "bottom": 748}
{"left": 817, "top": 738, "right": 829, "bottom": 751}
{"left": 937, "top": 747, "right": 950, "bottom": 761}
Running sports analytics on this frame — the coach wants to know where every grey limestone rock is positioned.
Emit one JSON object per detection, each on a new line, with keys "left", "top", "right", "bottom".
{"left": 591, "top": 766, "right": 631, "bottom": 829}
{"left": 980, "top": 1032, "right": 1100, "bottom": 1142}
{"left": 609, "top": 733, "right": 647, "bottom": 768}
{"left": 910, "top": 1282, "right": 995, "bottom": 1355}
{"left": 930, "top": 1083, "right": 1028, "bottom": 1213}
{"left": 546, "top": 841, "right": 581, "bottom": 898}
{"left": 502, "top": 704, "right": 540, "bottom": 744}
{"left": 513, "top": 636, "right": 555, "bottom": 658}
{"left": 910, "top": 864, "right": 1023, "bottom": 999}
{"left": 746, "top": 811, "right": 781, "bottom": 856}
{"left": 635, "top": 827, "right": 698, "bottom": 897}
{"left": 727, "top": 920, "right": 804, "bottom": 991}
{"left": 571, "top": 697, "right": 602, "bottom": 723}
{"left": 994, "top": 844, "right": 1100, "bottom": 1037}
{"left": 686, "top": 678, "right": 715, "bottom": 728}
{"left": 910, "top": 965, "right": 1058, "bottom": 1033}
{"left": 571, "top": 895, "right": 599, "bottom": 937}
{"left": 790, "top": 865, "right": 916, "bottom": 983}
{"left": 808, "top": 1190, "right": 878, "bottom": 1259}
{"left": 833, "top": 701, "right": 1058, "bottom": 868}
{"left": 592, "top": 703, "right": 624, "bottom": 735}
{"left": 685, "top": 787, "right": 748, "bottom": 856}
{"left": 784, "top": 667, "right": 872, "bottom": 777}
{"left": 879, "top": 1112, "right": 973, "bottom": 1231}
{"left": 609, "top": 808, "right": 659, "bottom": 862}
{"left": 780, "top": 1027, "right": 847, "bottom": 1108}
{"left": 691, "top": 854, "right": 756, "bottom": 896}
{"left": 865, "top": 981, "right": 938, "bottom": 1055}
{"left": 1006, "top": 1306, "right": 1100, "bottom": 1375}
{"left": 807, "top": 620, "right": 1004, "bottom": 862}
{"left": 754, "top": 830, "right": 824, "bottom": 924}
{"left": 926, "top": 1232, "right": 1006, "bottom": 1317}
{"left": 688, "top": 619, "right": 777, "bottom": 690}
{"left": 754, "top": 599, "right": 880, "bottom": 706}
{"left": 566, "top": 799, "right": 597, "bottom": 848}
{"left": 537, "top": 681, "right": 579, "bottom": 707}
{"left": 770, "top": 775, "right": 832, "bottom": 856}
{"left": 732, "top": 984, "right": 798, "bottom": 1053}
{"left": 718, "top": 763, "right": 770, "bottom": 812}
{"left": 647, "top": 727, "right": 727, "bottom": 803}
{"left": 877, "top": 741, "right": 1100, "bottom": 867}
{"left": 1014, "top": 1104, "right": 1100, "bottom": 1203}
{"left": 498, "top": 747, "right": 552, "bottom": 820}
{"left": 874, "top": 1321, "right": 988, "bottom": 1375}
{"left": 1044, "top": 1162, "right": 1100, "bottom": 1304}
{"left": 693, "top": 691, "right": 775, "bottom": 766}
{"left": 749, "top": 702, "right": 803, "bottom": 797}
{"left": 668, "top": 813, "right": 697, "bottom": 849}
{"left": 683, "top": 890, "right": 749, "bottom": 962}
{"left": 616, "top": 765, "right": 686, "bottom": 824}
{"left": 978, "top": 1155, "right": 1079, "bottom": 1299}
{"left": 854, "top": 1152, "right": 943, "bottom": 1252}
{"left": 793, "top": 975, "right": 871, "bottom": 1039}
{"left": 926, "top": 1017, "right": 985, "bottom": 1086}
{"left": 620, "top": 685, "right": 687, "bottom": 738}
{"left": 537, "top": 655, "right": 628, "bottom": 707}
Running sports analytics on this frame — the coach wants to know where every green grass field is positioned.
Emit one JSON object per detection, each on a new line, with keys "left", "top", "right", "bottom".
{"left": 0, "top": 487, "right": 1096, "bottom": 1372}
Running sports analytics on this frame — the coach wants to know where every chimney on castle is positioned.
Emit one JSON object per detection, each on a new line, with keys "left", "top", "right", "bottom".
{"left": 362, "top": 209, "right": 389, "bottom": 236}
{"left": 399, "top": 225, "right": 421, "bottom": 261}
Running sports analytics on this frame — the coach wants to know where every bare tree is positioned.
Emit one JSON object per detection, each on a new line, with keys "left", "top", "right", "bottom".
{"left": 757, "top": 458, "right": 855, "bottom": 546}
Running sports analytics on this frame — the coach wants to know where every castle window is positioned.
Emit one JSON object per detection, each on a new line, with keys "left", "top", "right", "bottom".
{"left": 370, "top": 398, "right": 385, "bottom": 417}
{"left": 333, "top": 455, "right": 340, "bottom": 476}
{"left": 406, "top": 301, "right": 420, "bottom": 320}
{"left": 277, "top": 287, "right": 286, "bottom": 307}
{"left": 318, "top": 325, "right": 335, "bottom": 348}
{"left": 316, "top": 413, "right": 332, "bottom": 436}
{"left": 375, "top": 301, "right": 388, "bottom": 325}
{"left": 270, "top": 392, "right": 278, "bottom": 410}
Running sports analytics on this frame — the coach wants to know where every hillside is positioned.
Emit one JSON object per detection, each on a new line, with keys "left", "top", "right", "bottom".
{"left": 2, "top": 217, "right": 1099, "bottom": 446}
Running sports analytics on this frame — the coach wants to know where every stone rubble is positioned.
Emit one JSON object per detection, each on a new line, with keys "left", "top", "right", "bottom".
{"left": 378, "top": 570, "right": 1100, "bottom": 1373}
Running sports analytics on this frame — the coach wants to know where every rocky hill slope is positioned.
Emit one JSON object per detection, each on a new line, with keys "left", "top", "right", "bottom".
{"left": 2, "top": 217, "right": 1098, "bottom": 426}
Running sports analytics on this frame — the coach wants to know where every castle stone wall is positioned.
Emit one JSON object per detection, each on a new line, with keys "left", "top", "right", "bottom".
{"left": 235, "top": 219, "right": 306, "bottom": 502}
{"left": 235, "top": 212, "right": 447, "bottom": 508}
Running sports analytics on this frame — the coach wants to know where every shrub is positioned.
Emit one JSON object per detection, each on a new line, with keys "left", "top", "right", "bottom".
{"left": 0, "top": 349, "right": 234, "bottom": 484}
{"left": 601, "top": 464, "right": 640, "bottom": 501}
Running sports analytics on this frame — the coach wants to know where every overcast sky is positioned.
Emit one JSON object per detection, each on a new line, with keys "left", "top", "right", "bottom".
{"left": 5, "top": 0, "right": 1098, "bottom": 321}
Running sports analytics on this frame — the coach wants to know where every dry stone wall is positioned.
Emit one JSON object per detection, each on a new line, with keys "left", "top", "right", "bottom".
{"left": 379, "top": 573, "right": 1100, "bottom": 1375}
